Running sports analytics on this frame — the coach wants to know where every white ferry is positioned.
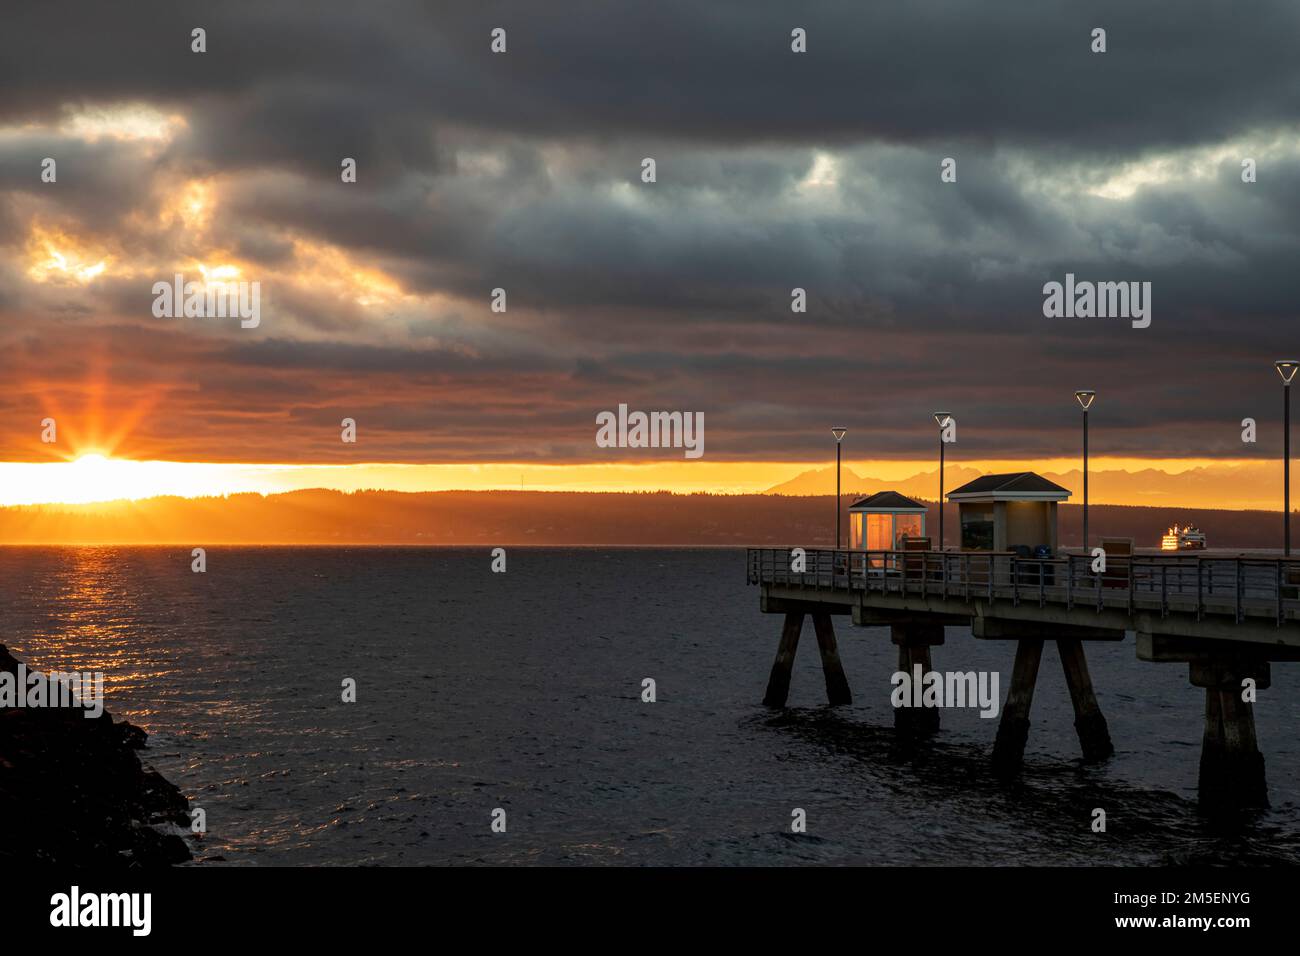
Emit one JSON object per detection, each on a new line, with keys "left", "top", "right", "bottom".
{"left": 1160, "top": 524, "right": 1207, "bottom": 551}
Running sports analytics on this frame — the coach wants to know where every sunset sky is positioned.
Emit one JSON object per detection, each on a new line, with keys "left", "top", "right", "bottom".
{"left": 2, "top": 2, "right": 1299, "bottom": 509}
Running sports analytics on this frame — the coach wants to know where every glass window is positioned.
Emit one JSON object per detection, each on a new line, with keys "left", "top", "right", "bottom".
{"left": 961, "top": 505, "right": 995, "bottom": 550}
{"left": 866, "top": 514, "right": 891, "bottom": 551}
{"left": 865, "top": 514, "right": 891, "bottom": 568}
{"left": 894, "top": 514, "right": 923, "bottom": 547}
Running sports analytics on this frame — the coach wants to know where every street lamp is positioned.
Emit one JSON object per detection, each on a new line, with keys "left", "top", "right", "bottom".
{"left": 831, "top": 427, "right": 847, "bottom": 549}
{"left": 1276, "top": 362, "right": 1298, "bottom": 555}
{"left": 933, "top": 413, "right": 951, "bottom": 550}
{"left": 1075, "top": 390, "right": 1096, "bottom": 551}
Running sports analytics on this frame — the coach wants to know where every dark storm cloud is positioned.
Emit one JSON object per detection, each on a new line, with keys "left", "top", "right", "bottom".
{"left": 0, "top": 133, "right": 164, "bottom": 234}
{"left": 3, "top": 0, "right": 1300, "bottom": 464}
{"left": 4, "top": 1, "right": 1299, "bottom": 151}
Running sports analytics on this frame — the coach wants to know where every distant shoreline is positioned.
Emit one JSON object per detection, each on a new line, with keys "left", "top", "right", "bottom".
{"left": 1, "top": 544, "right": 1297, "bottom": 556}
{"left": 0, "top": 488, "right": 1289, "bottom": 549}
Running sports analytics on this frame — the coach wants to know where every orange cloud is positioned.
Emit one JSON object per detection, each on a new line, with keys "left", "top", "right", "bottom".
{"left": 24, "top": 225, "right": 112, "bottom": 284}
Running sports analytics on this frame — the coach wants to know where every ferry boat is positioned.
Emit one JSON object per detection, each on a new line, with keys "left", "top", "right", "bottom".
{"left": 1160, "top": 524, "right": 1207, "bottom": 551}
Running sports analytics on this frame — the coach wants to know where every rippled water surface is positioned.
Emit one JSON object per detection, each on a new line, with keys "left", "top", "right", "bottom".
{"left": 3, "top": 546, "right": 1299, "bottom": 865}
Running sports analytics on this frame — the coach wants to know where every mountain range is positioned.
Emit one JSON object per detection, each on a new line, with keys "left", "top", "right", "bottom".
{"left": 764, "top": 462, "right": 1284, "bottom": 511}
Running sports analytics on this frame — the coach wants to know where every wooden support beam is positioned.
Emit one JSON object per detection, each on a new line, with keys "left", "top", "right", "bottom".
{"left": 810, "top": 612, "right": 852, "bottom": 706}
{"left": 1139, "top": 631, "right": 1300, "bottom": 665}
{"left": 762, "top": 593, "right": 852, "bottom": 615}
{"left": 1189, "top": 660, "right": 1271, "bottom": 690}
{"left": 992, "top": 638, "right": 1044, "bottom": 776}
{"left": 1057, "top": 638, "right": 1114, "bottom": 762}
{"left": 890, "top": 623, "right": 941, "bottom": 737}
{"left": 889, "top": 622, "right": 945, "bottom": 646}
{"left": 854, "top": 606, "right": 967, "bottom": 627}
{"left": 762, "top": 612, "right": 805, "bottom": 707}
{"left": 974, "top": 616, "right": 1123, "bottom": 641}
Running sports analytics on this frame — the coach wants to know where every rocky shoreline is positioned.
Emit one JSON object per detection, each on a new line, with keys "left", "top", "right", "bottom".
{"left": 0, "top": 644, "right": 192, "bottom": 867}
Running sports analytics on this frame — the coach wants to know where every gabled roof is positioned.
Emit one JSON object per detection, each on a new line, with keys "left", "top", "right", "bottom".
{"left": 848, "top": 490, "right": 928, "bottom": 512}
{"left": 946, "top": 472, "right": 1070, "bottom": 502}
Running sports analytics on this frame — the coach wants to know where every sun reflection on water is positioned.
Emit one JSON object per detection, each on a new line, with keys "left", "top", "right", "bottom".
{"left": 11, "top": 547, "right": 182, "bottom": 728}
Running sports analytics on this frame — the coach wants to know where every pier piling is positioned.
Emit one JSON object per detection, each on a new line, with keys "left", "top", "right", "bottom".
{"left": 762, "top": 607, "right": 854, "bottom": 707}
{"left": 763, "top": 611, "right": 804, "bottom": 708}
{"left": 811, "top": 612, "right": 853, "bottom": 706}
{"left": 1191, "top": 662, "right": 1269, "bottom": 810}
{"left": 992, "top": 638, "right": 1044, "bottom": 775}
{"left": 891, "top": 622, "right": 944, "bottom": 737}
{"left": 1057, "top": 638, "right": 1114, "bottom": 762}
{"left": 1139, "top": 633, "right": 1278, "bottom": 809}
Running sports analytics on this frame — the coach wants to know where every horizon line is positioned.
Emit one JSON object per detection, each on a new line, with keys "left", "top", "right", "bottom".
{"left": 0, "top": 454, "right": 1281, "bottom": 508}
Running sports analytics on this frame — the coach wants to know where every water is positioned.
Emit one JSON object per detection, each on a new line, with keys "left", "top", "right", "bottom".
{"left": 2, "top": 546, "right": 1299, "bottom": 866}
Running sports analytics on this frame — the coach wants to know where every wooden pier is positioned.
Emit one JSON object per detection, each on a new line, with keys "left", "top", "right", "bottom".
{"left": 747, "top": 547, "right": 1300, "bottom": 808}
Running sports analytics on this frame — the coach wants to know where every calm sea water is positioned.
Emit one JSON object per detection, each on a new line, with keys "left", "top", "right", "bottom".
{"left": 2, "top": 546, "right": 1299, "bottom": 866}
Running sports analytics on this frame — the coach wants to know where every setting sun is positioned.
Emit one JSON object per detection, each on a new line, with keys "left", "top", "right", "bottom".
{"left": 59, "top": 453, "right": 141, "bottom": 504}
{"left": 0, "top": 453, "right": 251, "bottom": 506}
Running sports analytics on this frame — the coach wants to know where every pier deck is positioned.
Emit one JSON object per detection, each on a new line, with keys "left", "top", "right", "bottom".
{"left": 746, "top": 547, "right": 1300, "bottom": 807}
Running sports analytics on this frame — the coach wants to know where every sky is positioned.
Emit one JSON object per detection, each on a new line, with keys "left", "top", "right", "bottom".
{"left": 1, "top": 1, "right": 1298, "bottom": 505}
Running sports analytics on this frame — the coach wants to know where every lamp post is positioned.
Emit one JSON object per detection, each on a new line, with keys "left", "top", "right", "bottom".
{"left": 832, "top": 427, "right": 847, "bottom": 549}
{"left": 933, "top": 413, "right": 950, "bottom": 550}
{"left": 1277, "top": 362, "right": 1298, "bottom": 555}
{"left": 1075, "top": 390, "right": 1096, "bottom": 551}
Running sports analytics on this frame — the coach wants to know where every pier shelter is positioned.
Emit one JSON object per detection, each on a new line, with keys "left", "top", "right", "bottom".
{"left": 848, "top": 491, "right": 928, "bottom": 551}
{"left": 946, "top": 472, "right": 1070, "bottom": 553}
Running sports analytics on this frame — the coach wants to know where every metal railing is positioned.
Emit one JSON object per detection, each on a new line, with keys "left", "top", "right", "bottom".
{"left": 745, "top": 548, "right": 1300, "bottom": 626}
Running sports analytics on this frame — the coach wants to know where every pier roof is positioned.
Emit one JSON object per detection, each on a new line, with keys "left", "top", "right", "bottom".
{"left": 848, "top": 491, "right": 927, "bottom": 512}
{"left": 946, "top": 472, "right": 1070, "bottom": 502}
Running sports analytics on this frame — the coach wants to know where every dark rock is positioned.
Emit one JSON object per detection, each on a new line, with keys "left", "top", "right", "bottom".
{"left": 116, "top": 721, "right": 148, "bottom": 751}
{"left": 0, "top": 644, "right": 193, "bottom": 867}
